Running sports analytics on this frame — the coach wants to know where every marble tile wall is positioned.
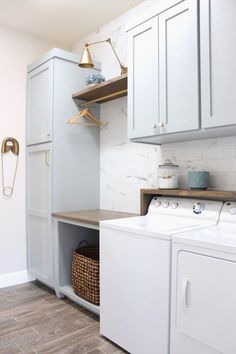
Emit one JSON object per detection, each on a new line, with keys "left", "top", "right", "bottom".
{"left": 73, "top": 0, "right": 236, "bottom": 213}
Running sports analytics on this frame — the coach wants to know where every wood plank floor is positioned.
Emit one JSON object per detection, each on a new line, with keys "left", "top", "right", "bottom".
{"left": 0, "top": 281, "right": 127, "bottom": 354}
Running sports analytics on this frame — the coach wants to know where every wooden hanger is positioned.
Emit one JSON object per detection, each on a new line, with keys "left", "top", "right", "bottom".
{"left": 67, "top": 107, "right": 104, "bottom": 126}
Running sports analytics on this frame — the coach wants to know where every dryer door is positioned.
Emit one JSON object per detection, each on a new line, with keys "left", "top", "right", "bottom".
{"left": 176, "top": 251, "right": 236, "bottom": 353}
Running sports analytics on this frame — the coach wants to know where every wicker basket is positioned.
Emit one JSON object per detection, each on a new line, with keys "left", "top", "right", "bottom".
{"left": 72, "top": 241, "right": 100, "bottom": 305}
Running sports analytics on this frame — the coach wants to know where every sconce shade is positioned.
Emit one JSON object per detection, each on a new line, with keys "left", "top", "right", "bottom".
{"left": 79, "top": 46, "right": 94, "bottom": 68}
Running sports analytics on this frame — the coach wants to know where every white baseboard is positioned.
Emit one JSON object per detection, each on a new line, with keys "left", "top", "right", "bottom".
{"left": 0, "top": 270, "right": 36, "bottom": 288}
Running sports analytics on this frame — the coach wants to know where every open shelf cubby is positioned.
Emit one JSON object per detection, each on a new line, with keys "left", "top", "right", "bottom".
{"left": 55, "top": 221, "right": 100, "bottom": 315}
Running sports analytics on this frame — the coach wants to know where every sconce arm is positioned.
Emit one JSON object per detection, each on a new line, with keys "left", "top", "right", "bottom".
{"left": 85, "top": 38, "right": 127, "bottom": 73}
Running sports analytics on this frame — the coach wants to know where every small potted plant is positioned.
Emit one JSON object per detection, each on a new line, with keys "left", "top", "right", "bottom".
{"left": 86, "top": 73, "right": 105, "bottom": 86}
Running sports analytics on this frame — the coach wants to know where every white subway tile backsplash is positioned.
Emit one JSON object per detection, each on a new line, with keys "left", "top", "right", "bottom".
{"left": 202, "top": 146, "right": 236, "bottom": 160}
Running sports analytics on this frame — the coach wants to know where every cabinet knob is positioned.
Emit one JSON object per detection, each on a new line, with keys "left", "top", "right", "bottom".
{"left": 151, "top": 124, "right": 157, "bottom": 129}
{"left": 158, "top": 122, "right": 165, "bottom": 128}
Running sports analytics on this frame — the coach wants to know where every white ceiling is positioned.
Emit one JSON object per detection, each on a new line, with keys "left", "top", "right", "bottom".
{"left": 0, "top": 0, "right": 145, "bottom": 45}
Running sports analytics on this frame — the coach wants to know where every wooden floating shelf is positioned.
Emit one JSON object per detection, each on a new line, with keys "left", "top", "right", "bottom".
{"left": 140, "top": 189, "right": 236, "bottom": 215}
{"left": 72, "top": 73, "right": 127, "bottom": 103}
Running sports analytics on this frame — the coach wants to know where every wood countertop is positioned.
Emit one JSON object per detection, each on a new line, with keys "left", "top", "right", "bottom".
{"left": 52, "top": 209, "right": 137, "bottom": 226}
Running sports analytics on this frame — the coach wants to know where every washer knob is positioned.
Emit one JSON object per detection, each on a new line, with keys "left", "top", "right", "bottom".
{"left": 229, "top": 208, "right": 236, "bottom": 215}
{"left": 155, "top": 199, "right": 161, "bottom": 207}
{"left": 171, "top": 202, "right": 178, "bottom": 209}
{"left": 163, "top": 201, "right": 169, "bottom": 208}
{"left": 193, "top": 202, "right": 204, "bottom": 213}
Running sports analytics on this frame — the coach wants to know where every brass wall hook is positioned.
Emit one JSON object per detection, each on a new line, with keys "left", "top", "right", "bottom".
{"left": 1, "top": 137, "right": 19, "bottom": 155}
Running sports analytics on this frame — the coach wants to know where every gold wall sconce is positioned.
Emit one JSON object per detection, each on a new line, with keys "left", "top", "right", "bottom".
{"left": 79, "top": 38, "right": 127, "bottom": 75}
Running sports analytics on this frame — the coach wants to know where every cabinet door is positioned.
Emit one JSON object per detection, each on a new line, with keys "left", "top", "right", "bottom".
{"left": 201, "top": 0, "right": 236, "bottom": 128}
{"left": 27, "top": 61, "right": 53, "bottom": 145}
{"left": 27, "top": 144, "right": 53, "bottom": 287}
{"left": 159, "top": 0, "right": 199, "bottom": 134}
{"left": 176, "top": 251, "right": 236, "bottom": 353}
{"left": 128, "top": 17, "right": 159, "bottom": 139}
{"left": 28, "top": 215, "right": 52, "bottom": 286}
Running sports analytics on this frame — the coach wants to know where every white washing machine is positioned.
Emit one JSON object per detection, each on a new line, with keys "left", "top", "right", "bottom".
{"left": 170, "top": 201, "right": 236, "bottom": 354}
{"left": 100, "top": 197, "right": 223, "bottom": 354}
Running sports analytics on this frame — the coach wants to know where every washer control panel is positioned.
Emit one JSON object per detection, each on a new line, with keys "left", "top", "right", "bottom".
{"left": 149, "top": 197, "right": 223, "bottom": 221}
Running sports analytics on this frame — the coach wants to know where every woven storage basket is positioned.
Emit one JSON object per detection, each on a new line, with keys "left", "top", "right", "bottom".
{"left": 72, "top": 241, "right": 100, "bottom": 305}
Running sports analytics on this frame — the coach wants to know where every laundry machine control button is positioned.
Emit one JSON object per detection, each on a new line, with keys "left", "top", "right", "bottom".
{"left": 163, "top": 201, "right": 169, "bottom": 208}
{"left": 155, "top": 200, "right": 161, "bottom": 207}
{"left": 193, "top": 202, "right": 205, "bottom": 214}
{"left": 171, "top": 202, "right": 178, "bottom": 209}
{"left": 229, "top": 208, "right": 236, "bottom": 215}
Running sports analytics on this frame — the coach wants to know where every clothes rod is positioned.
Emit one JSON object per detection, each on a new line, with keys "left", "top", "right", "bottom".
{"left": 79, "top": 89, "right": 128, "bottom": 107}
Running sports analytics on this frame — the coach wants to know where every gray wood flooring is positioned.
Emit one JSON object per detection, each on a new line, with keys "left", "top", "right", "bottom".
{"left": 0, "top": 281, "right": 126, "bottom": 354}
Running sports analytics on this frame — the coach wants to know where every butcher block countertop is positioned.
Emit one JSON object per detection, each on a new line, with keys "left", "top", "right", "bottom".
{"left": 52, "top": 209, "right": 137, "bottom": 226}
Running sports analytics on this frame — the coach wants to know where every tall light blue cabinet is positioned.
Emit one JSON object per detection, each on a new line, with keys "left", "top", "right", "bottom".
{"left": 26, "top": 49, "right": 100, "bottom": 288}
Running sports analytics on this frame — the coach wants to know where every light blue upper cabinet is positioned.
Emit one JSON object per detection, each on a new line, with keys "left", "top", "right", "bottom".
{"left": 201, "top": 0, "right": 236, "bottom": 128}
{"left": 159, "top": 0, "right": 199, "bottom": 134}
{"left": 128, "top": 17, "right": 159, "bottom": 139}
{"left": 27, "top": 61, "right": 54, "bottom": 145}
{"left": 127, "top": 0, "right": 199, "bottom": 141}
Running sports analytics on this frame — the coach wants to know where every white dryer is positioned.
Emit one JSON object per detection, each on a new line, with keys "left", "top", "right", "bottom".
{"left": 171, "top": 202, "right": 236, "bottom": 354}
{"left": 100, "top": 197, "right": 223, "bottom": 354}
